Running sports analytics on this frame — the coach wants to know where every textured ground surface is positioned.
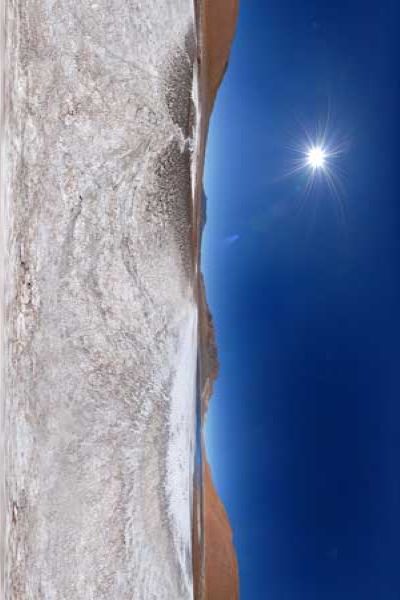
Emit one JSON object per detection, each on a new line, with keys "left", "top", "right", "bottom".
{"left": 1, "top": 2, "right": 199, "bottom": 598}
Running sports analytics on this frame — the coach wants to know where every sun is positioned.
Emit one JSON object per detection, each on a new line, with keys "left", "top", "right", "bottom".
{"left": 306, "top": 145, "right": 327, "bottom": 170}
{"left": 283, "top": 112, "right": 349, "bottom": 210}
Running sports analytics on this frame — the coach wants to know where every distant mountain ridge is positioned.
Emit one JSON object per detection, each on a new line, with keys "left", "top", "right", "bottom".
{"left": 196, "top": 1, "right": 240, "bottom": 599}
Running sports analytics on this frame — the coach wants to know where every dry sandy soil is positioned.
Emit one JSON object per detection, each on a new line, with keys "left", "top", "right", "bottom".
{"left": 2, "top": 2, "right": 200, "bottom": 598}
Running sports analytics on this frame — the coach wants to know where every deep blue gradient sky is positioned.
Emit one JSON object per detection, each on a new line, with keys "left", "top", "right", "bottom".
{"left": 203, "top": 1, "right": 400, "bottom": 598}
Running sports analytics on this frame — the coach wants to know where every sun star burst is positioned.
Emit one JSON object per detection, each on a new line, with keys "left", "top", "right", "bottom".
{"left": 284, "top": 116, "right": 348, "bottom": 208}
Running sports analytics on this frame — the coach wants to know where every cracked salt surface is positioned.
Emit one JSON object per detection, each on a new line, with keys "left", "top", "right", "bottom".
{"left": 0, "top": 1, "right": 200, "bottom": 598}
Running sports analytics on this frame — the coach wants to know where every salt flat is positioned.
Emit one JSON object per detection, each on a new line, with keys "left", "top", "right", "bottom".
{"left": 1, "top": 1, "right": 199, "bottom": 598}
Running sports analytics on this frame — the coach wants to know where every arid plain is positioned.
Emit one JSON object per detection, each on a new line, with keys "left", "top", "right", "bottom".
{"left": 1, "top": 1, "right": 239, "bottom": 598}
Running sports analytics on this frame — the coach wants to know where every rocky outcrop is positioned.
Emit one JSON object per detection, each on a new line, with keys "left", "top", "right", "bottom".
{"left": 199, "top": 274, "right": 219, "bottom": 418}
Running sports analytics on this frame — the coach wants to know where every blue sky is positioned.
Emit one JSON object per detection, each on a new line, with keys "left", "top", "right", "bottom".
{"left": 203, "top": 1, "right": 400, "bottom": 597}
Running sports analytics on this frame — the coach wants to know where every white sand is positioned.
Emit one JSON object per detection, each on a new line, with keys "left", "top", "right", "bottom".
{"left": 1, "top": 1, "right": 200, "bottom": 598}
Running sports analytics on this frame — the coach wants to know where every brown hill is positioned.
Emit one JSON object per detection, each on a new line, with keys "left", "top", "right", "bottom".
{"left": 203, "top": 462, "right": 239, "bottom": 600}
{"left": 195, "top": 1, "right": 240, "bottom": 600}
{"left": 203, "top": 0, "right": 240, "bottom": 116}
